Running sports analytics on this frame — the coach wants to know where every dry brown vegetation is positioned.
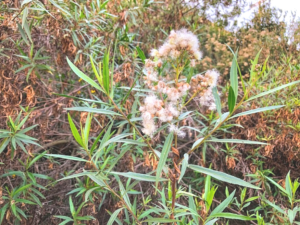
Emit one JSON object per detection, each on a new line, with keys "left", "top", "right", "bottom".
{"left": 1, "top": 0, "right": 300, "bottom": 224}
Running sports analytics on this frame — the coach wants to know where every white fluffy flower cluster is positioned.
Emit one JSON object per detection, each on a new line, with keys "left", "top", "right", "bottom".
{"left": 139, "top": 82, "right": 190, "bottom": 136}
{"left": 190, "top": 70, "right": 220, "bottom": 110}
{"left": 140, "top": 29, "right": 219, "bottom": 137}
{"left": 139, "top": 95, "right": 163, "bottom": 136}
{"left": 151, "top": 29, "right": 202, "bottom": 61}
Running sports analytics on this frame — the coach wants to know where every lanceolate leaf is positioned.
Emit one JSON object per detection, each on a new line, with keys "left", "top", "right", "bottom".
{"left": 58, "top": 171, "right": 106, "bottom": 181}
{"left": 45, "top": 154, "right": 88, "bottom": 162}
{"left": 102, "top": 51, "right": 110, "bottom": 94}
{"left": 250, "top": 49, "right": 262, "bottom": 84}
{"left": 206, "top": 139, "right": 267, "bottom": 145}
{"left": 178, "top": 154, "right": 189, "bottom": 183}
{"left": 192, "top": 138, "right": 204, "bottom": 149}
{"left": 231, "top": 105, "right": 285, "bottom": 118}
{"left": 0, "top": 138, "right": 10, "bottom": 154}
{"left": 90, "top": 56, "right": 102, "bottom": 87}
{"left": 205, "top": 218, "right": 219, "bottom": 225}
{"left": 214, "top": 112, "right": 230, "bottom": 129}
{"left": 88, "top": 174, "right": 107, "bottom": 187}
{"left": 156, "top": 133, "right": 174, "bottom": 188}
{"left": 118, "top": 178, "right": 131, "bottom": 208}
{"left": 66, "top": 57, "right": 103, "bottom": 92}
{"left": 142, "top": 218, "right": 179, "bottom": 223}
{"left": 247, "top": 80, "right": 300, "bottom": 102}
{"left": 136, "top": 46, "right": 146, "bottom": 62}
{"left": 264, "top": 199, "right": 285, "bottom": 214}
{"left": 230, "top": 53, "right": 238, "bottom": 100}
{"left": 210, "top": 190, "right": 236, "bottom": 216}
{"left": 228, "top": 86, "right": 236, "bottom": 114}
{"left": 188, "top": 164, "right": 259, "bottom": 189}
{"left": 68, "top": 113, "right": 83, "bottom": 147}
{"left": 110, "top": 172, "right": 167, "bottom": 182}
{"left": 65, "top": 107, "right": 121, "bottom": 116}
{"left": 107, "top": 208, "right": 124, "bottom": 225}
{"left": 208, "top": 213, "right": 255, "bottom": 221}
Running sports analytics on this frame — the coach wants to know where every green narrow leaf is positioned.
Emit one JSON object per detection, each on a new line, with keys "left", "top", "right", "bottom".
{"left": 247, "top": 80, "right": 300, "bottom": 102}
{"left": 178, "top": 154, "right": 188, "bottom": 183}
{"left": 58, "top": 171, "right": 102, "bottom": 181}
{"left": 68, "top": 113, "right": 83, "bottom": 147}
{"left": 87, "top": 173, "right": 107, "bottom": 187}
{"left": 230, "top": 53, "right": 238, "bottom": 99}
{"left": 250, "top": 49, "right": 262, "bottom": 84}
{"left": 45, "top": 154, "right": 87, "bottom": 162}
{"left": 263, "top": 199, "right": 285, "bottom": 214}
{"left": 102, "top": 51, "right": 110, "bottom": 94}
{"left": 92, "top": 133, "right": 133, "bottom": 161}
{"left": 285, "top": 172, "right": 292, "bottom": 200}
{"left": 0, "top": 203, "right": 8, "bottom": 223}
{"left": 214, "top": 112, "right": 230, "bottom": 129}
{"left": 228, "top": 86, "right": 236, "bottom": 114}
{"left": 15, "top": 198, "right": 35, "bottom": 205}
{"left": 110, "top": 172, "right": 167, "bottom": 182}
{"left": 69, "top": 196, "right": 75, "bottom": 215}
{"left": 66, "top": 57, "right": 103, "bottom": 92}
{"left": 231, "top": 105, "right": 285, "bottom": 119}
{"left": 188, "top": 164, "right": 259, "bottom": 189}
{"left": 210, "top": 190, "right": 236, "bottom": 216}
{"left": 212, "top": 87, "right": 221, "bottom": 116}
{"left": 205, "top": 218, "right": 219, "bottom": 225}
{"left": 192, "top": 138, "right": 204, "bottom": 150}
{"left": 209, "top": 213, "right": 255, "bottom": 221}
{"left": 83, "top": 113, "right": 92, "bottom": 148}
{"left": 66, "top": 107, "right": 121, "bottom": 116}
{"left": 156, "top": 133, "right": 174, "bottom": 188}
{"left": 84, "top": 187, "right": 100, "bottom": 202}
{"left": 142, "top": 218, "right": 179, "bottom": 223}
{"left": 22, "top": 7, "right": 29, "bottom": 28}
{"left": 265, "top": 176, "right": 287, "bottom": 194}
{"left": 18, "top": 124, "right": 38, "bottom": 134}
{"left": 17, "top": 23, "right": 30, "bottom": 46}
{"left": 118, "top": 178, "right": 131, "bottom": 208}
{"left": 90, "top": 128, "right": 105, "bottom": 154}
{"left": 90, "top": 56, "right": 102, "bottom": 88}
{"left": 0, "top": 138, "right": 10, "bottom": 154}
{"left": 27, "top": 151, "right": 47, "bottom": 169}
{"left": 49, "top": 0, "right": 71, "bottom": 16}
{"left": 206, "top": 139, "right": 267, "bottom": 145}
{"left": 11, "top": 137, "right": 17, "bottom": 150}
{"left": 136, "top": 46, "right": 146, "bottom": 62}
{"left": 107, "top": 208, "right": 124, "bottom": 225}
{"left": 14, "top": 184, "right": 32, "bottom": 196}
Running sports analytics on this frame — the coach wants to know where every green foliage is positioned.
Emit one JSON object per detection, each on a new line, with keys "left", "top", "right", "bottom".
{"left": 54, "top": 196, "right": 95, "bottom": 225}
{"left": 1, "top": 0, "right": 300, "bottom": 224}
{"left": 0, "top": 108, "right": 40, "bottom": 158}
